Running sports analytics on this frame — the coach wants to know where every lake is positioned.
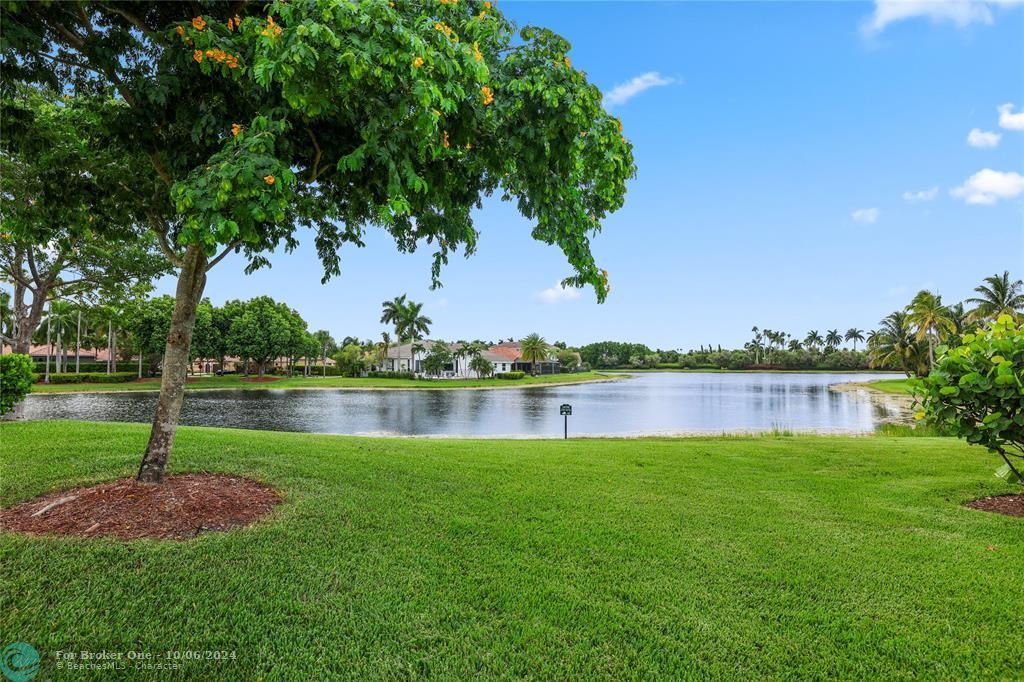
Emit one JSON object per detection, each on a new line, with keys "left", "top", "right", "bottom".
{"left": 21, "top": 372, "right": 910, "bottom": 437}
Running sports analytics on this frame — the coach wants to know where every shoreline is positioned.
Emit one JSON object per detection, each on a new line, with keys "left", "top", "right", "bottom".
{"left": 25, "top": 373, "right": 631, "bottom": 396}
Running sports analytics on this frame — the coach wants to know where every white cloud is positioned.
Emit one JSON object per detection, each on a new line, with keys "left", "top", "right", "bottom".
{"left": 536, "top": 281, "right": 582, "bottom": 305}
{"left": 998, "top": 102, "right": 1024, "bottom": 130}
{"left": 903, "top": 187, "right": 939, "bottom": 202}
{"left": 851, "top": 208, "right": 880, "bottom": 224}
{"left": 604, "top": 72, "right": 675, "bottom": 108}
{"left": 967, "top": 128, "right": 1002, "bottom": 148}
{"left": 861, "top": 0, "right": 1023, "bottom": 35}
{"left": 950, "top": 168, "right": 1024, "bottom": 204}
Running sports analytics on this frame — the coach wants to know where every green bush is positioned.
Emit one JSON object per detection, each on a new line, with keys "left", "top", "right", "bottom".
{"left": 366, "top": 371, "right": 414, "bottom": 380}
{"left": 497, "top": 371, "right": 526, "bottom": 380}
{"left": 918, "top": 314, "right": 1024, "bottom": 485}
{"left": 32, "top": 361, "right": 111, "bottom": 374}
{"left": 1, "top": 354, "right": 35, "bottom": 415}
{"left": 43, "top": 372, "right": 137, "bottom": 384}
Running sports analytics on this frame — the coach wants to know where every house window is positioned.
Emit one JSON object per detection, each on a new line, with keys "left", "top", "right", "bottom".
{"left": 502, "top": 363, "right": 507, "bottom": 371}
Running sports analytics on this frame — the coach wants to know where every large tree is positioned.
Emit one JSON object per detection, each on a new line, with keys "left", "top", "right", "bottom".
{"left": 0, "top": 91, "right": 169, "bottom": 356}
{"left": 1, "top": 0, "right": 634, "bottom": 482}
{"left": 966, "top": 271, "right": 1024, "bottom": 323}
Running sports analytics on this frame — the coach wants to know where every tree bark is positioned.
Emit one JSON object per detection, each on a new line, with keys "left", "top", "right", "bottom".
{"left": 136, "top": 246, "right": 208, "bottom": 484}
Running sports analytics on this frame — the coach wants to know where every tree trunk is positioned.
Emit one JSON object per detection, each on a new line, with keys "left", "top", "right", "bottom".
{"left": 44, "top": 305, "right": 51, "bottom": 383}
{"left": 136, "top": 247, "right": 208, "bottom": 484}
{"left": 107, "top": 320, "right": 112, "bottom": 374}
{"left": 76, "top": 310, "right": 81, "bottom": 373}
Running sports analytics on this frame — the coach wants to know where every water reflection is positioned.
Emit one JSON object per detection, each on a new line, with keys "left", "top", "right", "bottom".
{"left": 22, "top": 372, "right": 908, "bottom": 437}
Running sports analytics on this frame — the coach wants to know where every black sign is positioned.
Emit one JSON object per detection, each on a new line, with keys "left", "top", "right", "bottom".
{"left": 560, "top": 403, "right": 572, "bottom": 416}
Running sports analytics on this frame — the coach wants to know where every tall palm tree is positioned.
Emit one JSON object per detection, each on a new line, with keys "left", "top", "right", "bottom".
{"left": 825, "top": 329, "right": 842, "bottom": 352}
{"left": 804, "top": 330, "right": 823, "bottom": 353}
{"left": 519, "top": 333, "right": 551, "bottom": 375}
{"left": 965, "top": 271, "right": 1024, "bottom": 322}
{"left": 787, "top": 338, "right": 802, "bottom": 352}
{"left": 401, "top": 301, "right": 432, "bottom": 374}
{"left": 907, "top": 290, "right": 954, "bottom": 369}
{"left": 43, "top": 300, "right": 75, "bottom": 373}
{"left": 380, "top": 295, "right": 408, "bottom": 371}
{"left": 946, "top": 302, "right": 972, "bottom": 342}
{"left": 844, "top": 328, "right": 865, "bottom": 351}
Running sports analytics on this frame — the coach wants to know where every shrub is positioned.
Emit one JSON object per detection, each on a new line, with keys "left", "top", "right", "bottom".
{"left": 32, "top": 361, "right": 111, "bottom": 374}
{"left": 365, "top": 371, "right": 415, "bottom": 380}
{"left": 918, "top": 314, "right": 1024, "bottom": 485}
{"left": 497, "top": 371, "right": 526, "bottom": 380}
{"left": 42, "top": 372, "right": 137, "bottom": 384}
{"left": 1, "top": 354, "right": 34, "bottom": 415}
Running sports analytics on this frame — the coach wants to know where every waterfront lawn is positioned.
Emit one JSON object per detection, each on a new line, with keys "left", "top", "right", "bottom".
{"left": 863, "top": 378, "right": 914, "bottom": 394}
{"left": 1, "top": 421, "right": 1020, "bottom": 679}
{"left": 29, "top": 370, "right": 618, "bottom": 394}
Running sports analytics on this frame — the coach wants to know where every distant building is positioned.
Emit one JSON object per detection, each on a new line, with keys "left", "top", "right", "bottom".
{"left": 378, "top": 340, "right": 561, "bottom": 377}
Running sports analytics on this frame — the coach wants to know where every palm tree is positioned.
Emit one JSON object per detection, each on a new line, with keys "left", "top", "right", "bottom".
{"left": 844, "top": 328, "right": 865, "bottom": 351}
{"left": 43, "top": 300, "right": 75, "bottom": 373}
{"left": 907, "top": 290, "right": 954, "bottom": 369}
{"left": 804, "top": 330, "right": 823, "bottom": 353}
{"left": 469, "top": 353, "right": 493, "bottom": 378}
{"left": 380, "top": 295, "right": 408, "bottom": 371}
{"left": 787, "top": 338, "right": 802, "bottom": 352}
{"left": 311, "top": 329, "right": 336, "bottom": 377}
{"left": 824, "top": 329, "right": 842, "bottom": 352}
{"left": 519, "top": 333, "right": 551, "bottom": 375}
{"left": 377, "top": 331, "right": 392, "bottom": 370}
{"left": 868, "top": 311, "right": 927, "bottom": 376}
{"left": 402, "top": 301, "right": 432, "bottom": 374}
{"left": 965, "top": 271, "right": 1024, "bottom": 323}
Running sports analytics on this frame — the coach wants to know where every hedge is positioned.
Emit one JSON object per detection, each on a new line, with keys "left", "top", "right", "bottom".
{"left": 366, "top": 371, "right": 415, "bottom": 380}
{"left": 40, "top": 372, "right": 137, "bottom": 384}
{"left": 497, "top": 371, "right": 526, "bottom": 380}
{"left": 32, "top": 361, "right": 112, "bottom": 374}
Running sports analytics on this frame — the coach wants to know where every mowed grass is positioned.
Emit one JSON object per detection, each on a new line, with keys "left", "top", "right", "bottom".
{"left": 29, "top": 370, "right": 619, "bottom": 394}
{"left": 861, "top": 378, "right": 915, "bottom": 395}
{"left": 1, "top": 422, "right": 1021, "bottom": 679}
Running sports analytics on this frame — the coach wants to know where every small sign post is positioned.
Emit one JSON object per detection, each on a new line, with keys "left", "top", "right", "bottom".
{"left": 559, "top": 403, "right": 572, "bottom": 439}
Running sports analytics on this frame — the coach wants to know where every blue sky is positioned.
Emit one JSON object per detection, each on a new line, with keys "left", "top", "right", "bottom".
{"left": 160, "top": 1, "right": 1024, "bottom": 349}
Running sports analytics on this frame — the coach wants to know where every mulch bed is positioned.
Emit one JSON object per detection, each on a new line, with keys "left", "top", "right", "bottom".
{"left": 964, "top": 494, "right": 1024, "bottom": 518}
{"left": 240, "top": 376, "right": 283, "bottom": 383}
{"left": 0, "top": 474, "right": 281, "bottom": 540}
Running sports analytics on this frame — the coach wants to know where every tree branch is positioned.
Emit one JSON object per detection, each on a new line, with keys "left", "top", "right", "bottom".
{"left": 206, "top": 239, "right": 242, "bottom": 271}
{"left": 148, "top": 215, "right": 184, "bottom": 268}
{"left": 97, "top": 2, "right": 154, "bottom": 37}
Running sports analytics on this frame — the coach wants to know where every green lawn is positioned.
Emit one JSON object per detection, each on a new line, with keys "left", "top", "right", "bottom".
{"left": 1, "top": 421, "right": 1020, "bottom": 679}
{"left": 29, "top": 370, "right": 620, "bottom": 394}
{"left": 860, "top": 378, "right": 914, "bottom": 394}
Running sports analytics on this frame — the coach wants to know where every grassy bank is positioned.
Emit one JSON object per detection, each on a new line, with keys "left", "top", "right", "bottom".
{"left": 1, "top": 421, "right": 1020, "bottom": 679}
{"left": 29, "top": 370, "right": 621, "bottom": 394}
{"left": 852, "top": 377, "right": 914, "bottom": 395}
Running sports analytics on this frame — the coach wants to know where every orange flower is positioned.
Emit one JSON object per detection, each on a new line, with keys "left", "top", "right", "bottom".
{"left": 442, "top": 131, "right": 450, "bottom": 148}
{"left": 227, "top": 17, "right": 235, "bottom": 30}
{"left": 473, "top": 41, "right": 483, "bottom": 62}
{"left": 264, "top": 175, "right": 276, "bottom": 185}
{"left": 226, "top": 54, "right": 239, "bottom": 69}
{"left": 175, "top": 25, "right": 185, "bottom": 36}
{"left": 464, "top": 142, "right": 472, "bottom": 149}
{"left": 191, "top": 16, "right": 206, "bottom": 31}
{"left": 193, "top": 50, "right": 203, "bottom": 63}
{"left": 617, "top": 119, "right": 623, "bottom": 132}
{"left": 484, "top": 1, "right": 491, "bottom": 7}
{"left": 231, "top": 123, "right": 242, "bottom": 137}
{"left": 413, "top": 56, "right": 424, "bottom": 68}
{"left": 564, "top": 56, "right": 570, "bottom": 68}
{"left": 480, "top": 85, "right": 493, "bottom": 105}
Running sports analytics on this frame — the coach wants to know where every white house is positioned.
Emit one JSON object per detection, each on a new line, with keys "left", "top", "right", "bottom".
{"left": 377, "top": 340, "right": 562, "bottom": 377}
